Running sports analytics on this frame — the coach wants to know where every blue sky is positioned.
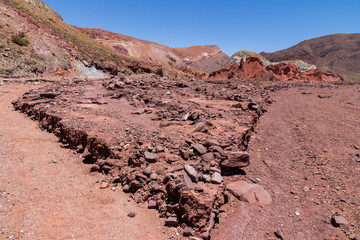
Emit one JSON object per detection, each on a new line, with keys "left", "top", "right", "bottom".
{"left": 42, "top": 0, "right": 360, "bottom": 56}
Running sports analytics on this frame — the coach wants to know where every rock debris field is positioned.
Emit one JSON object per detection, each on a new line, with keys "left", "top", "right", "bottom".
{"left": 5, "top": 76, "right": 360, "bottom": 239}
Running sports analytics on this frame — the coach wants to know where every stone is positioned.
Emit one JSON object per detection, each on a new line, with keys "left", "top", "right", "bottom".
{"left": 183, "top": 226, "right": 194, "bottom": 236}
{"left": 201, "top": 152, "right": 215, "bottom": 162}
{"left": 144, "top": 151, "right": 158, "bottom": 163}
{"left": 148, "top": 200, "right": 157, "bottom": 209}
{"left": 226, "top": 180, "right": 272, "bottom": 206}
{"left": 122, "top": 184, "right": 130, "bottom": 193}
{"left": 274, "top": 228, "right": 285, "bottom": 240}
{"left": 193, "top": 144, "right": 207, "bottom": 155}
{"left": 205, "top": 139, "right": 220, "bottom": 147}
{"left": 303, "top": 186, "right": 310, "bottom": 192}
{"left": 100, "top": 182, "right": 109, "bottom": 189}
{"left": 184, "top": 164, "right": 198, "bottom": 182}
{"left": 221, "top": 151, "right": 250, "bottom": 169}
{"left": 180, "top": 149, "right": 191, "bottom": 160}
{"left": 131, "top": 108, "right": 145, "bottom": 115}
{"left": 143, "top": 165, "right": 152, "bottom": 177}
{"left": 193, "top": 122, "right": 206, "bottom": 133}
{"left": 165, "top": 217, "right": 179, "bottom": 227}
{"left": 202, "top": 174, "right": 211, "bottom": 182}
{"left": 183, "top": 173, "right": 194, "bottom": 189}
{"left": 127, "top": 211, "right": 136, "bottom": 218}
{"left": 40, "top": 92, "right": 59, "bottom": 99}
{"left": 331, "top": 214, "right": 349, "bottom": 229}
{"left": 150, "top": 173, "right": 158, "bottom": 180}
{"left": 211, "top": 172, "right": 223, "bottom": 184}
{"left": 209, "top": 145, "right": 226, "bottom": 157}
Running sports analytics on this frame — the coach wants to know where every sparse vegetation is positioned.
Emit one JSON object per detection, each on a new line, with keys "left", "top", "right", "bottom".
{"left": 11, "top": 32, "right": 30, "bottom": 46}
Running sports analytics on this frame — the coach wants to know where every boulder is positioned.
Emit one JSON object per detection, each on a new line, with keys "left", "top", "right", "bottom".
{"left": 184, "top": 164, "right": 198, "bottom": 182}
{"left": 226, "top": 180, "right": 272, "bottom": 206}
{"left": 221, "top": 152, "right": 250, "bottom": 169}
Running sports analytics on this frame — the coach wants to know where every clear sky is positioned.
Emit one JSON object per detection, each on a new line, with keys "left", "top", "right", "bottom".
{"left": 42, "top": 0, "right": 360, "bottom": 56}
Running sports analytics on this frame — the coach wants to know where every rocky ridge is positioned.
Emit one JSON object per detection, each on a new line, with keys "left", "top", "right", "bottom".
{"left": 209, "top": 56, "right": 343, "bottom": 82}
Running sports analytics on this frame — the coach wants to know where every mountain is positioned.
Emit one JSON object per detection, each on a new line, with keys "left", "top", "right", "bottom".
{"left": 79, "top": 28, "right": 229, "bottom": 73}
{"left": 260, "top": 34, "right": 360, "bottom": 81}
{"left": 0, "top": 0, "right": 178, "bottom": 79}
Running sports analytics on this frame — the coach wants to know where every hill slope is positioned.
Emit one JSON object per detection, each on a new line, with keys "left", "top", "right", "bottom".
{"left": 260, "top": 34, "right": 360, "bottom": 81}
{"left": 0, "top": 0, "right": 177, "bottom": 79}
{"left": 79, "top": 28, "right": 229, "bottom": 73}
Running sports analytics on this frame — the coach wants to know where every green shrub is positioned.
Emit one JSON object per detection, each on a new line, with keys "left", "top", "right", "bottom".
{"left": 11, "top": 32, "right": 30, "bottom": 46}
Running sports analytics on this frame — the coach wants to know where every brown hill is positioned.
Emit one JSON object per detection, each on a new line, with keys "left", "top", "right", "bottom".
{"left": 0, "top": 0, "right": 179, "bottom": 79}
{"left": 260, "top": 34, "right": 360, "bottom": 81}
{"left": 79, "top": 28, "right": 229, "bottom": 73}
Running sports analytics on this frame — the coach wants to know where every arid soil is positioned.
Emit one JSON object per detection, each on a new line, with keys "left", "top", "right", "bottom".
{"left": 0, "top": 84, "right": 171, "bottom": 240}
{"left": 10, "top": 77, "right": 360, "bottom": 239}
{"left": 213, "top": 85, "right": 360, "bottom": 240}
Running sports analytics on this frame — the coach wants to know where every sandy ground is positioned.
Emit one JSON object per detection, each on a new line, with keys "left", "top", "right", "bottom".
{"left": 213, "top": 85, "right": 360, "bottom": 239}
{"left": 0, "top": 84, "right": 169, "bottom": 240}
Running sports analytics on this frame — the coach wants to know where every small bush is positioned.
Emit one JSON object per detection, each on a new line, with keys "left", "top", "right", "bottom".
{"left": 12, "top": 32, "right": 30, "bottom": 46}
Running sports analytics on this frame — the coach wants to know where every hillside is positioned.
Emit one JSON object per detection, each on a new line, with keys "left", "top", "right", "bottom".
{"left": 0, "top": 0, "right": 177, "bottom": 79}
{"left": 260, "top": 34, "right": 360, "bottom": 81}
{"left": 80, "top": 28, "right": 229, "bottom": 73}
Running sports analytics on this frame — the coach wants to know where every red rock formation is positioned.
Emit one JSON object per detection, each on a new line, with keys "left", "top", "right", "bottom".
{"left": 209, "top": 56, "right": 343, "bottom": 82}
{"left": 266, "top": 63, "right": 343, "bottom": 82}
{"left": 209, "top": 57, "right": 267, "bottom": 80}
{"left": 177, "top": 66, "right": 207, "bottom": 79}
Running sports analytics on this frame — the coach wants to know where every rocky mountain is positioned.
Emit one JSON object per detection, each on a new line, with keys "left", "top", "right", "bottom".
{"left": 260, "top": 33, "right": 360, "bottom": 81}
{"left": 79, "top": 28, "right": 229, "bottom": 73}
{"left": 0, "top": 0, "right": 178, "bottom": 79}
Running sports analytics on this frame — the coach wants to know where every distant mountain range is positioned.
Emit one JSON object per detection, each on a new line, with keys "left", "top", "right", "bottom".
{"left": 260, "top": 34, "right": 360, "bottom": 81}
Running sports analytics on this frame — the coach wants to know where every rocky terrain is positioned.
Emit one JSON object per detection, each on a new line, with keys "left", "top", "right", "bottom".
{"left": 9, "top": 76, "right": 359, "bottom": 239}
{"left": 261, "top": 33, "right": 360, "bottom": 81}
{"left": 209, "top": 56, "right": 343, "bottom": 82}
{"left": 80, "top": 28, "right": 230, "bottom": 73}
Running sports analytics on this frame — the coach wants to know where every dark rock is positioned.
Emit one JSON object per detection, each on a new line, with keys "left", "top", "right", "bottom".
{"left": 193, "top": 144, "right": 207, "bottom": 155}
{"left": 144, "top": 151, "right": 158, "bottom": 163}
{"left": 183, "top": 226, "right": 194, "bottom": 237}
{"left": 331, "top": 214, "right": 349, "bottom": 229}
{"left": 193, "top": 122, "right": 206, "bottom": 133}
{"left": 150, "top": 173, "right": 158, "bottom": 180}
{"left": 180, "top": 149, "right": 192, "bottom": 160}
{"left": 129, "top": 180, "right": 142, "bottom": 192}
{"left": 221, "top": 151, "right": 250, "bottom": 169}
{"left": 143, "top": 165, "right": 152, "bottom": 177}
{"left": 205, "top": 139, "right": 220, "bottom": 147}
{"left": 274, "top": 228, "right": 285, "bottom": 240}
{"left": 184, "top": 164, "right": 198, "bottom": 182}
{"left": 183, "top": 173, "right": 194, "bottom": 189}
{"left": 127, "top": 211, "right": 136, "bottom": 218}
{"left": 211, "top": 172, "right": 223, "bottom": 184}
{"left": 165, "top": 217, "right": 179, "bottom": 227}
{"left": 201, "top": 152, "right": 214, "bottom": 162}
{"left": 40, "top": 92, "right": 59, "bottom": 99}
{"left": 202, "top": 174, "right": 211, "bottom": 182}
{"left": 148, "top": 200, "right": 157, "bottom": 209}
{"left": 122, "top": 184, "right": 130, "bottom": 193}
{"left": 209, "top": 145, "right": 226, "bottom": 157}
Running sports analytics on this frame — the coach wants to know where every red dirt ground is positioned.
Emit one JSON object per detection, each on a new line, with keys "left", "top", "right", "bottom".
{"left": 1, "top": 81, "right": 359, "bottom": 240}
{"left": 212, "top": 85, "right": 360, "bottom": 239}
{"left": 0, "top": 85, "right": 172, "bottom": 240}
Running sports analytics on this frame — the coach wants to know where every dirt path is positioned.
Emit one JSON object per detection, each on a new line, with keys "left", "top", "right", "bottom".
{"left": 0, "top": 85, "right": 169, "bottom": 240}
{"left": 213, "top": 85, "right": 360, "bottom": 239}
